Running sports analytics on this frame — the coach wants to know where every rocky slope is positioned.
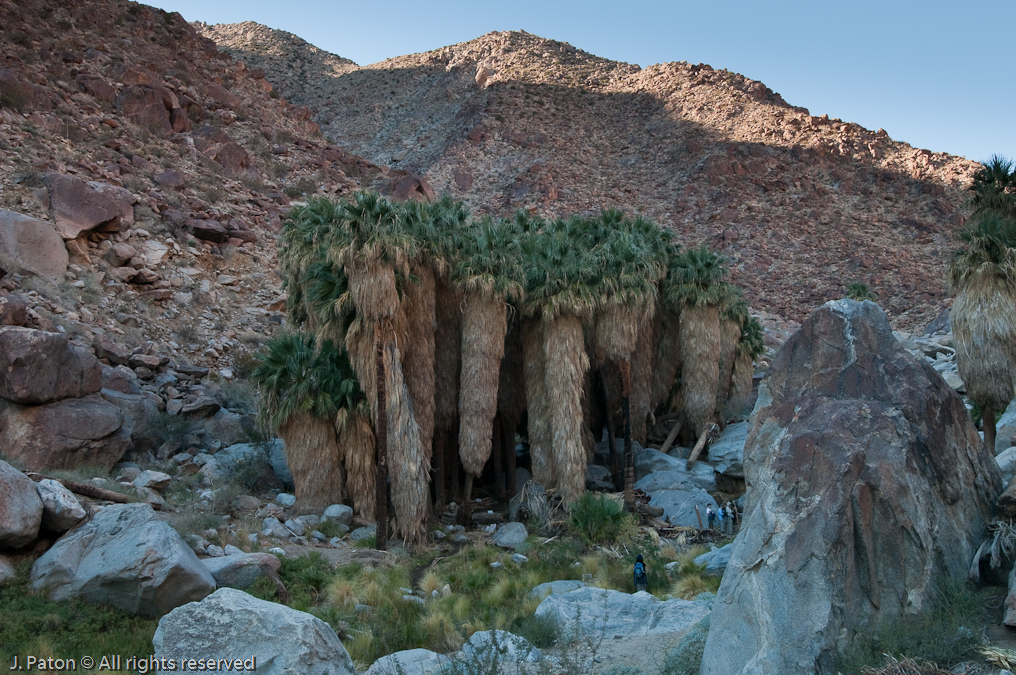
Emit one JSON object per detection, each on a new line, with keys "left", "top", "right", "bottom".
{"left": 0, "top": 0, "right": 391, "bottom": 381}
{"left": 202, "top": 26, "right": 979, "bottom": 329}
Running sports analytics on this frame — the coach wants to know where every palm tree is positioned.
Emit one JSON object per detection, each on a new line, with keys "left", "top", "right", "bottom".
{"left": 949, "top": 212, "right": 1016, "bottom": 452}
{"left": 453, "top": 216, "right": 525, "bottom": 505}
{"left": 522, "top": 215, "right": 599, "bottom": 503}
{"left": 729, "top": 315, "right": 765, "bottom": 414}
{"left": 970, "top": 155, "right": 1016, "bottom": 221}
{"left": 716, "top": 292, "right": 748, "bottom": 427}
{"left": 667, "top": 246, "right": 735, "bottom": 442}
{"left": 592, "top": 210, "right": 671, "bottom": 508}
{"left": 334, "top": 190, "right": 427, "bottom": 546}
{"left": 252, "top": 333, "right": 360, "bottom": 513}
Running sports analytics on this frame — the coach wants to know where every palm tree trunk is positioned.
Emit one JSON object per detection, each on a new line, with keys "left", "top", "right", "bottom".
{"left": 492, "top": 415, "right": 504, "bottom": 496}
{"left": 374, "top": 324, "right": 389, "bottom": 551}
{"left": 621, "top": 358, "right": 635, "bottom": 511}
{"left": 715, "top": 318, "right": 741, "bottom": 430}
{"left": 630, "top": 320, "right": 654, "bottom": 443}
{"left": 523, "top": 318, "right": 554, "bottom": 487}
{"left": 458, "top": 290, "right": 508, "bottom": 478}
{"left": 985, "top": 402, "right": 997, "bottom": 455}
{"left": 679, "top": 304, "right": 721, "bottom": 434}
{"left": 599, "top": 369, "right": 620, "bottom": 490}
{"left": 279, "top": 413, "right": 344, "bottom": 514}
{"left": 401, "top": 265, "right": 436, "bottom": 471}
{"left": 383, "top": 338, "right": 429, "bottom": 544}
{"left": 432, "top": 427, "right": 446, "bottom": 509}
{"left": 340, "top": 410, "right": 376, "bottom": 520}
{"left": 544, "top": 313, "right": 590, "bottom": 503}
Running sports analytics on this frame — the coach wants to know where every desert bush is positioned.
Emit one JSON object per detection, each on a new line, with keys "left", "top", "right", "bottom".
{"left": 836, "top": 581, "right": 989, "bottom": 673}
{"left": 147, "top": 410, "right": 197, "bottom": 445}
{"left": 663, "top": 615, "right": 709, "bottom": 675}
{"left": 567, "top": 492, "right": 635, "bottom": 544}
{"left": 846, "top": 282, "right": 877, "bottom": 301}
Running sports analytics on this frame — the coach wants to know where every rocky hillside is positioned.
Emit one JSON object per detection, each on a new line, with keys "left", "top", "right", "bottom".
{"left": 0, "top": 0, "right": 395, "bottom": 379}
{"left": 202, "top": 26, "right": 979, "bottom": 329}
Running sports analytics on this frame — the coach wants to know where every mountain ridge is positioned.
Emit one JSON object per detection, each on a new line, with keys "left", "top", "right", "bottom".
{"left": 198, "top": 23, "right": 977, "bottom": 330}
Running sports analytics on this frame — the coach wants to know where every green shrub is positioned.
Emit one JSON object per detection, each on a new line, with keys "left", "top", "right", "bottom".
{"left": 835, "top": 581, "right": 989, "bottom": 672}
{"left": 567, "top": 493, "right": 634, "bottom": 544}
{"left": 663, "top": 615, "right": 709, "bottom": 675}
{"left": 845, "top": 282, "right": 876, "bottom": 301}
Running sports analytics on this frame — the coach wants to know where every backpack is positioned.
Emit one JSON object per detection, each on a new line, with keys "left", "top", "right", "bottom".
{"left": 634, "top": 562, "right": 646, "bottom": 580}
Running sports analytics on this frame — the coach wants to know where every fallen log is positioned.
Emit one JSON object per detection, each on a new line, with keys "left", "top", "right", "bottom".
{"left": 685, "top": 423, "right": 718, "bottom": 470}
{"left": 658, "top": 414, "right": 685, "bottom": 456}
{"left": 636, "top": 501, "right": 664, "bottom": 517}
{"left": 26, "top": 472, "right": 131, "bottom": 504}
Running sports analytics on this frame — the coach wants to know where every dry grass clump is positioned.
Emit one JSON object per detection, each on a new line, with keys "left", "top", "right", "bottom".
{"left": 859, "top": 655, "right": 951, "bottom": 675}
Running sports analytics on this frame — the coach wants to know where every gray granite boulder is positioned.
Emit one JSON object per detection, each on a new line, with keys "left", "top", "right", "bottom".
{"left": 694, "top": 543, "right": 733, "bottom": 577}
{"left": 365, "top": 649, "right": 449, "bottom": 675}
{"left": 706, "top": 421, "right": 747, "bottom": 478}
{"left": 700, "top": 300, "right": 1001, "bottom": 675}
{"left": 200, "top": 552, "right": 280, "bottom": 590}
{"left": 634, "top": 447, "right": 715, "bottom": 491}
{"left": 528, "top": 579, "right": 586, "bottom": 600}
{"left": 491, "top": 522, "right": 527, "bottom": 548}
{"left": 0, "top": 460, "right": 43, "bottom": 548}
{"left": 535, "top": 586, "right": 710, "bottom": 641}
{"left": 459, "top": 630, "right": 542, "bottom": 664}
{"left": 153, "top": 588, "right": 356, "bottom": 675}
{"left": 36, "top": 478, "right": 86, "bottom": 532}
{"left": 31, "top": 503, "right": 214, "bottom": 617}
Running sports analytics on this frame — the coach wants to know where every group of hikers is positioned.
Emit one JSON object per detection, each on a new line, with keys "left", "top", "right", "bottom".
{"left": 705, "top": 501, "right": 739, "bottom": 534}
{"left": 632, "top": 500, "right": 741, "bottom": 592}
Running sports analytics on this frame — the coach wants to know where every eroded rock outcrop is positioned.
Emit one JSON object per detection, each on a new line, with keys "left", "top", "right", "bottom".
{"left": 700, "top": 300, "right": 1001, "bottom": 675}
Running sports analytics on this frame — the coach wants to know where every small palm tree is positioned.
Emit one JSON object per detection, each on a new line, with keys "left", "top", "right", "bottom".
{"left": 949, "top": 212, "right": 1016, "bottom": 452}
{"left": 729, "top": 315, "right": 765, "bottom": 412}
{"left": 453, "top": 216, "right": 525, "bottom": 505}
{"left": 253, "top": 333, "right": 361, "bottom": 512}
{"left": 970, "top": 155, "right": 1016, "bottom": 220}
{"left": 666, "top": 246, "right": 735, "bottom": 440}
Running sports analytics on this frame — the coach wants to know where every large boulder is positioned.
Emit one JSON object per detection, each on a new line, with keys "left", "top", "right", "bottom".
{"left": 995, "top": 400, "right": 1016, "bottom": 454}
{"left": 365, "top": 649, "right": 449, "bottom": 675}
{"left": 0, "top": 209, "right": 68, "bottom": 282}
{"left": 642, "top": 482, "right": 717, "bottom": 528}
{"left": 0, "top": 460, "right": 43, "bottom": 548}
{"left": 535, "top": 586, "right": 710, "bottom": 641}
{"left": 44, "top": 173, "right": 128, "bottom": 239}
{"left": 200, "top": 552, "right": 280, "bottom": 590}
{"left": 153, "top": 587, "right": 356, "bottom": 674}
{"left": 706, "top": 421, "right": 747, "bottom": 478}
{"left": 100, "top": 388, "right": 162, "bottom": 455}
{"left": 699, "top": 300, "right": 1002, "bottom": 675}
{"left": 0, "top": 326, "right": 102, "bottom": 404}
{"left": 36, "top": 478, "right": 86, "bottom": 532}
{"left": 0, "top": 394, "right": 130, "bottom": 472}
{"left": 31, "top": 503, "right": 215, "bottom": 616}
{"left": 634, "top": 446, "right": 715, "bottom": 490}
{"left": 693, "top": 543, "right": 733, "bottom": 577}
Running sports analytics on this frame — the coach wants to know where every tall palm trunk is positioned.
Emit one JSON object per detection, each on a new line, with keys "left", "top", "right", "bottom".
{"left": 340, "top": 410, "right": 376, "bottom": 520}
{"left": 630, "top": 318, "right": 654, "bottom": 444}
{"left": 522, "top": 318, "right": 554, "bottom": 487}
{"left": 544, "top": 313, "right": 590, "bottom": 503}
{"left": 458, "top": 289, "right": 508, "bottom": 503}
{"left": 650, "top": 308, "right": 682, "bottom": 414}
{"left": 384, "top": 339, "right": 429, "bottom": 544}
{"left": 953, "top": 285, "right": 1016, "bottom": 453}
{"left": 432, "top": 276, "right": 462, "bottom": 506}
{"left": 401, "top": 264, "right": 436, "bottom": 473}
{"left": 620, "top": 358, "right": 634, "bottom": 510}
{"left": 279, "top": 412, "right": 344, "bottom": 513}
{"left": 374, "top": 326, "right": 389, "bottom": 550}
{"left": 728, "top": 350, "right": 754, "bottom": 414}
{"left": 715, "top": 318, "right": 741, "bottom": 429}
{"left": 680, "top": 304, "right": 721, "bottom": 436}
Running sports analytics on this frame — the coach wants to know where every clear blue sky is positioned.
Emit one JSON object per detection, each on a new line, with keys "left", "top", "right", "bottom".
{"left": 148, "top": 0, "right": 1013, "bottom": 164}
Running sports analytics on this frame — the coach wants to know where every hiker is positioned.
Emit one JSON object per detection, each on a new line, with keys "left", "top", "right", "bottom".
{"left": 706, "top": 505, "right": 715, "bottom": 529}
{"left": 633, "top": 554, "right": 648, "bottom": 592}
{"left": 716, "top": 504, "right": 724, "bottom": 532}
{"left": 727, "top": 501, "right": 737, "bottom": 533}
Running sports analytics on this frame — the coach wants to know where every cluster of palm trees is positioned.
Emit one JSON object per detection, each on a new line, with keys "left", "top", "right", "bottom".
{"left": 949, "top": 156, "right": 1016, "bottom": 452}
{"left": 254, "top": 190, "right": 765, "bottom": 544}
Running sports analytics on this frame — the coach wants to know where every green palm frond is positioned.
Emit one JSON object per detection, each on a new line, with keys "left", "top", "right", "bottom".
{"left": 665, "top": 246, "right": 732, "bottom": 308}
{"left": 332, "top": 190, "right": 417, "bottom": 276}
{"left": 305, "top": 260, "right": 355, "bottom": 342}
{"left": 949, "top": 212, "right": 1016, "bottom": 290}
{"left": 521, "top": 215, "right": 601, "bottom": 319}
{"left": 251, "top": 332, "right": 364, "bottom": 432}
{"left": 453, "top": 216, "right": 525, "bottom": 301}
{"left": 970, "top": 155, "right": 1016, "bottom": 220}
{"left": 736, "top": 316, "right": 766, "bottom": 360}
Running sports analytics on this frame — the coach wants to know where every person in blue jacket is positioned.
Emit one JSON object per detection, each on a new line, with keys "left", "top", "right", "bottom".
{"left": 633, "top": 554, "right": 648, "bottom": 592}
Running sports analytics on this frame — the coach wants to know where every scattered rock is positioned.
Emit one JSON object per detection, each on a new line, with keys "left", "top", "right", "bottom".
{"left": 365, "top": 649, "right": 449, "bottom": 675}
{"left": 153, "top": 588, "right": 357, "bottom": 674}
{"left": 351, "top": 524, "right": 376, "bottom": 541}
{"left": 0, "top": 209, "right": 68, "bottom": 282}
{"left": 0, "top": 460, "right": 44, "bottom": 548}
{"left": 693, "top": 543, "right": 732, "bottom": 577}
{"left": 35, "top": 478, "right": 86, "bottom": 532}
{"left": 323, "top": 504, "right": 353, "bottom": 526}
{"left": 276, "top": 493, "right": 297, "bottom": 508}
{"left": 535, "top": 586, "right": 710, "bottom": 641}
{"left": 133, "top": 470, "right": 172, "bottom": 491}
{"left": 0, "top": 554, "right": 14, "bottom": 584}
{"left": 201, "top": 552, "right": 280, "bottom": 590}
{"left": 45, "top": 174, "right": 126, "bottom": 239}
{"left": 31, "top": 503, "right": 215, "bottom": 617}
{"left": 491, "top": 522, "right": 527, "bottom": 548}
{"left": 0, "top": 326, "right": 102, "bottom": 404}
{"left": 528, "top": 579, "right": 586, "bottom": 600}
